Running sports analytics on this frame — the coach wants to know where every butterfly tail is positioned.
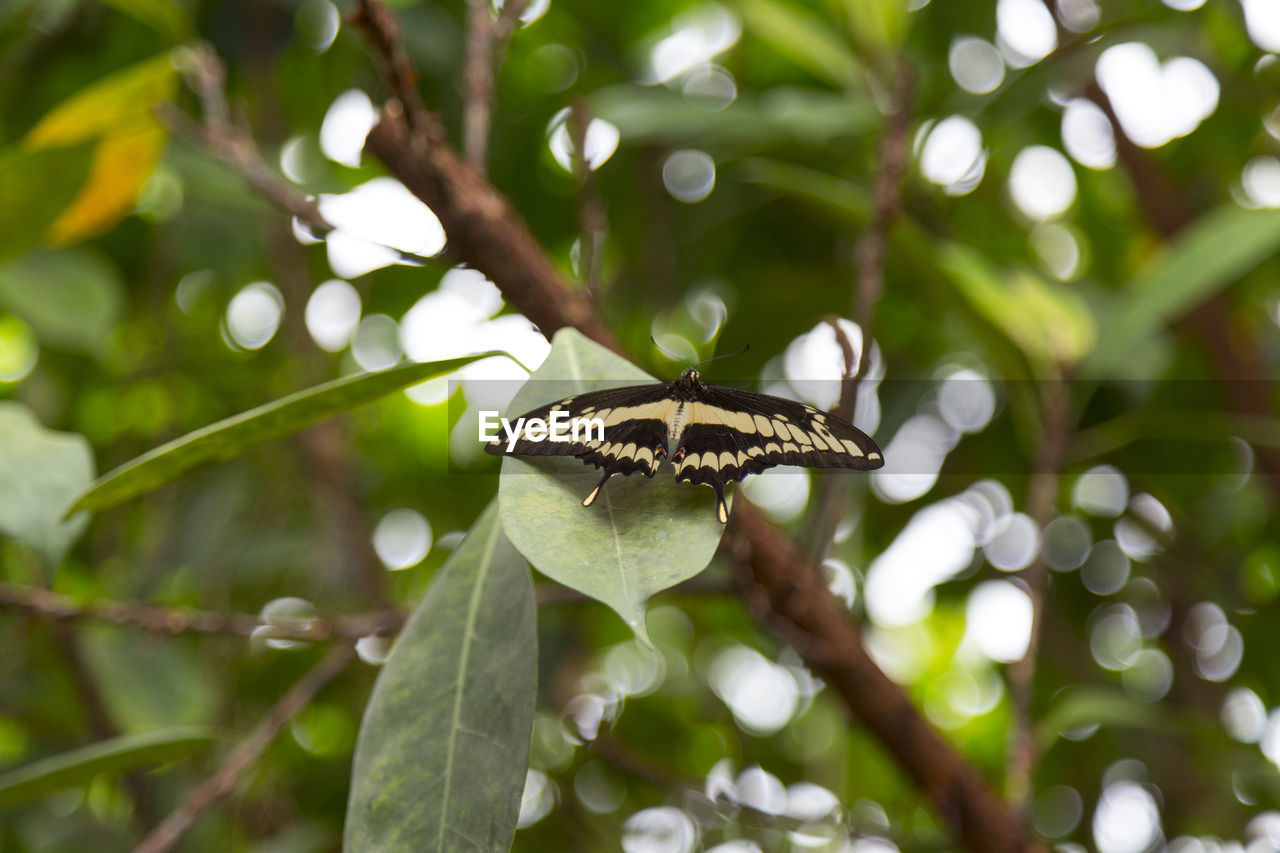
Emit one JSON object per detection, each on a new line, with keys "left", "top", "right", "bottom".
{"left": 713, "top": 482, "right": 728, "bottom": 524}
{"left": 582, "top": 471, "right": 613, "bottom": 507}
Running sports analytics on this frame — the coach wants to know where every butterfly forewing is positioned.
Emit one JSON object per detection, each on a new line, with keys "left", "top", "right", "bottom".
{"left": 691, "top": 385, "right": 882, "bottom": 472}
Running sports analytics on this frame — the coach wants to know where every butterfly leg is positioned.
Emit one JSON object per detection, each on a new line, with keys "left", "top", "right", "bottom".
{"left": 582, "top": 471, "right": 614, "bottom": 507}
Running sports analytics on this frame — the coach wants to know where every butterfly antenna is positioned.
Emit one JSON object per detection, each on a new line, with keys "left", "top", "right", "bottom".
{"left": 695, "top": 344, "right": 750, "bottom": 369}
{"left": 650, "top": 335, "right": 694, "bottom": 368}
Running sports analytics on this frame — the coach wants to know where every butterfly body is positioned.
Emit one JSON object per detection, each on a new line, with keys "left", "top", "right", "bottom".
{"left": 484, "top": 367, "right": 884, "bottom": 523}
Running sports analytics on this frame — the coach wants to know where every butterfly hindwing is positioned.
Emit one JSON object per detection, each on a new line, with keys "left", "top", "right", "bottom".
{"left": 484, "top": 382, "right": 676, "bottom": 491}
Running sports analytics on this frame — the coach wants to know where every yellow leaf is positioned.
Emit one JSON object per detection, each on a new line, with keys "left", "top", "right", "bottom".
{"left": 26, "top": 54, "right": 177, "bottom": 146}
{"left": 45, "top": 124, "right": 169, "bottom": 245}
{"left": 24, "top": 53, "right": 178, "bottom": 245}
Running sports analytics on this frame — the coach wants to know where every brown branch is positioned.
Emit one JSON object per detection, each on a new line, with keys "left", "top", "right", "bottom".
{"left": 350, "top": 0, "right": 428, "bottom": 131}
{"left": 462, "top": 0, "right": 528, "bottom": 172}
{"left": 363, "top": 100, "right": 621, "bottom": 352}
{"left": 132, "top": 644, "right": 354, "bottom": 853}
{"left": 1004, "top": 379, "right": 1069, "bottom": 811}
{"left": 724, "top": 501, "right": 1038, "bottom": 853}
{"left": 0, "top": 582, "right": 403, "bottom": 641}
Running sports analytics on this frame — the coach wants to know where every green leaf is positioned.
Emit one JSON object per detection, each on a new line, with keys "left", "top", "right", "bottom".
{"left": 0, "top": 403, "right": 94, "bottom": 572}
{"left": 68, "top": 354, "right": 504, "bottom": 516}
{"left": 80, "top": 624, "right": 219, "bottom": 731}
{"left": 1035, "top": 686, "right": 1180, "bottom": 755}
{"left": 1082, "top": 205, "right": 1280, "bottom": 379}
{"left": 939, "top": 243, "right": 1096, "bottom": 371}
{"left": 95, "top": 0, "right": 192, "bottom": 41}
{"left": 0, "top": 726, "right": 216, "bottom": 809}
{"left": 496, "top": 329, "right": 727, "bottom": 644}
{"left": 592, "top": 86, "right": 878, "bottom": 150}
{"left": 736, "top": 0, "right": 863, "bottom": 88}
{"left": 346, "top": 502, "right": 536, "bottom": 853}
{"left": 839, "top": 0, "right": 910, "bottom": 58}
{"left": 0, "top": 249, "right": 125, "bottom": 356}
{"left": 738, "top": 157, "right": 870, "bottom": 223}
{"left": 0, "top": 144, "right": 95, "bottom": 264}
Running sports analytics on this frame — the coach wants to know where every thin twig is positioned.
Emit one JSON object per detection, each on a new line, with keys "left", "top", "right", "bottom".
{"left": 0, "top": 582, "right": 403, "bottom": 640}
{"left": 158, "top": 101, "right": 330, "bottom": 233}
{"left": 132, "top": 644, "right": 355, "bottom": 853}
{"left": 162, "top": 44, "right": 330, "bottom": 235}
{"left": 0, "top": 581, "right": 727, "bottom": 639}
{"left": 350, "top": 0, "right": 429, "bottom": 132}
{"left": 463, "top": 0, "right": 528, "bottom": 172}
{"left": 807, "top": 62, "right": 914, "bottom": 559}
{"left": 1004, "top": 378, "right": 1069, "bottom": 814}
{"left": 805, "top": 316, "right": 863, "bottom": 558}
{"left": 570, "top": 98, "right": 607, "bottom": 296}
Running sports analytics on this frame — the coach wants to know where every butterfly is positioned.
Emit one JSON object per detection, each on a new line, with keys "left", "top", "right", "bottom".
{"left": 483, "top": 367, "right": 884, "bottom": 523}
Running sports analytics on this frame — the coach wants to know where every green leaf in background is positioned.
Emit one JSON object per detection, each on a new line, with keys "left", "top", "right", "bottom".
{"left": 95, "top": 0, "right": 192, "bottom": 41}
{"left": 0, "top": 249, "right": 125, "bottom": 356}
{"left": 80, "top": 624, "right": 219, "bottom": 731}
{"left": 0, "top": 727, "right": 216, "bottom": 809}
{"left": 737, "top": 0, "right": 862, "bottom": 88}
{"left": 1082, "top": 204, "right": 1280, "bottom": 379}
{"left": 738, "top": 157, "right": 870, "bottom": 223}
{"left": 67, "top": 354, "right": 505, "bottom": 516}
{"left": 346, "top": 502, "right": 536, "bottom": 853}
{"left": 592, "top": 86, "right": 878, "bottom": 150}
{"left": 0, "top": 144, "right": 95, "bottom": 265}
{"left": 839, "top": 0, "right": 909, "bottom": 59}
{"left": 939, "top": 243, "right": 1096, "bottom": 372}
{"left": 0, "top": 402, "right": 94, "bottom": 572}
{"left": 497, "top": 329, "right": 727, "bottom": 644}
{"left": 1034, "top": 686, "right": 1180, "bottom": 755}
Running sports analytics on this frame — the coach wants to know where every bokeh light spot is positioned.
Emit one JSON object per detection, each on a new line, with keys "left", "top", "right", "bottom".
{"left": 319, "top": 89, "right": 376, "bottom": 168}
{"left": 305, "top": 279, "right": 361, "bottom": 352}
{"left": 372, "top": 508, "right": 431, "bottom": 570}
{"left": 662, "top": 150, "right": 717, "bottom": 203}
{"left": 351, "top": 313, "right": 402, "bottom": 371}
{"left": 225, "top": 282, "right": 283, "bottom": 351}
{"left": 919, "top": 116, "right": 987, "bottom": 195}
{"left": 547, "top": 109, "right": 621, "bottom": 172}
{"left": 949, "top": 36, "right": 1005, "bottom": 95}
{"left": 1009, "top": 145, "right": 1077, "bottom": 221}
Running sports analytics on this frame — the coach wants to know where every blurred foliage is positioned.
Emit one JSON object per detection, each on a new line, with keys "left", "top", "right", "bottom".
{"left": 0, "top": 0, "right": 1279, "bottom": 851}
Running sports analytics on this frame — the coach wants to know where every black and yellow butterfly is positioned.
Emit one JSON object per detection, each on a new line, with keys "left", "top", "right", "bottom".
{"left": 484, "top": 367, "right": 884, "bottom": 523}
